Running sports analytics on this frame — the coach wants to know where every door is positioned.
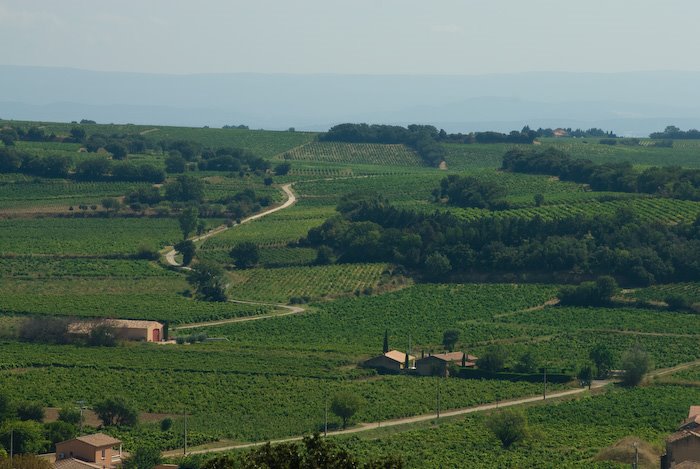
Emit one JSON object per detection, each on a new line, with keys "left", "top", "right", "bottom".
{"left": 152, "top": 329, "right": 160, "bottom": 342}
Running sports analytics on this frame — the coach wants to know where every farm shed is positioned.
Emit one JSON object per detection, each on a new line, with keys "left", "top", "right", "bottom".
{"left": 55, "top": 433, "right": 122, "bottom": 469}
{"left": 69, "top": 319, "right": 164, "bottom": 342}
{"left": 416, "top": 352, "right": 477, "bottom": 377}
{"left": 661, "top": 406, "right": 700, "bottom": 468}
{"left": 363, "top": 350, "right": 415, "bottom": 373}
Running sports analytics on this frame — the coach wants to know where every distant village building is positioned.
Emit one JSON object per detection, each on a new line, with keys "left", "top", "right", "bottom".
{"left": 553, "top": 128, "right": 568, "bottom": 137}
{"left": 416, "top": 352, "right": 477, "bottom": 377}
{"left": 363, "top": 350, "right": 415, "bottom": 373}
{"left": 661, "top": 406, "right": 700, "bottom": 468}
{"left": 69, "top": 319, "right": 164, "bottom": 342}
{"left": 55, "top": 433, "right": 123, "bottom": 469}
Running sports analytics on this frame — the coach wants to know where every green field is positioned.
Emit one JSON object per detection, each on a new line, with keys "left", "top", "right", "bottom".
{"left": 3, "top": 120, "right": 700, "bottom": 460}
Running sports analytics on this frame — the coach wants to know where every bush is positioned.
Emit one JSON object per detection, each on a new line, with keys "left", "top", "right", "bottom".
{"left": 486, "top": 409, "right": 528, "bottom": 448}
{"left": 476, "top": 345, "right": 508, "bottom": 372}
{"left": 16, "top": 402, "right": 44, "bottom": 422}
{"left": 620, "top": 346, "right": 651, "bottom": 387}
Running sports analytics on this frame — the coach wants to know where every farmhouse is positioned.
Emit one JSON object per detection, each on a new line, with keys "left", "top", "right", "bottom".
{"left": 69, "top": 319, "right": 164, "bottom": 342}
{"left": 661, "top": 406, "right": 700, "bottom": 468}
{"left": 55, "top": 433, "right": 122, "bottom": 469}
{"left": 363, "top": 350, "right": 415, "bottom": 373}
{"left": 416, "top": 352, "right": 477, "bottom": 377}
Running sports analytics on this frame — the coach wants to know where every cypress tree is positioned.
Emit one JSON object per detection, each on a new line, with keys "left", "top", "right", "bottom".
{"left": 382, "top": 329, "right": 389, "bottom": 353}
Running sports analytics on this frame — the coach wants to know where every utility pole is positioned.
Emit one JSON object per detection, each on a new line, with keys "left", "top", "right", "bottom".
{"left": 436, "top": 378, "right": 441, "bottom": 419}
{"left": 632, "top": 442, "right": 638, "bottom": 469}
{"left": 10, "top": 428, "right": 13, "bottom": 466}
{"left": 183, "top": 410, "right": 188, "bottom": 455}
{"left": 324, "top": 397, "right": 328, "bottom": 437}
{"left": 77, "top": 400, "right": 86, "bottom": 436}
{"left": 543, "top": 366, "right": 547, "bottom": 400}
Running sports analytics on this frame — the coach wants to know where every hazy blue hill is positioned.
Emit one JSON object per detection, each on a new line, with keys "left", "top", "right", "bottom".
{"left": 1, "top": 65, "right": 699, "bottom": 135}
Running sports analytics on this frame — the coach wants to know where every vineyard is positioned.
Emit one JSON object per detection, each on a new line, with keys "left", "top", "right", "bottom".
{"left": 4, "top": 119, "right": 700, "bottom": 457}
{"left": 0, "top": 277, "right": 272, "bottom": 323}
{"left": 447, "top": 196, "right": 700, "bottom": 224}
{"left": 282, "top": 142, "right": 424, "bottom": 166}
{"left": 0, "top": 218, "right": 186, "bottom": 255}
{"left": 630, "top": 283, "right": 700, "bottom": 305}
{"left": 341, "top": 384, "right": 700, "bottom": 467}
{"left": 226, "top": 263, "right": 391, "bottom": 303}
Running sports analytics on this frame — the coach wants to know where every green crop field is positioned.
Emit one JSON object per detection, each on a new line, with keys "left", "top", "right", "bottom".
{"left": 227, "top": 263, "right": 391, "bottom": 303}
{"left": 282, "top": 142, "right": 424, "bottom": 166}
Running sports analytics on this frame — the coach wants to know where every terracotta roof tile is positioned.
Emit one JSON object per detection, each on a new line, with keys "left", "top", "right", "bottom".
{"left": 75, "top": 433, "right": 122, "bottom": 447}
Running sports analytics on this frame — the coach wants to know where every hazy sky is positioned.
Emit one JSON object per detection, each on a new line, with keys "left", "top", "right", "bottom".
{"left": 1, "top": 0, "right": 698, "bottom": 75}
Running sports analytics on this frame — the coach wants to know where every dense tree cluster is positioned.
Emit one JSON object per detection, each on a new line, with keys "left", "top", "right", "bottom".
{"left": 503, "top": 147, "right": 700, "bottom": 200}
{"left": 0, "top": 147, "right": 164, "bottom": 182}
{"left": 439, "top": 127, "right": 537, "bottom": 144}
{"left": 650, "top": 125, "right": 700, "bottom": 139}
{"left": 434, "top": 175, "right": 508, "bottom": 209}
{"left": 320, "top": 123, "right": 446, "bottom": 166}
{"left": 304, "top": 194, "right": 700, "bottom": 285}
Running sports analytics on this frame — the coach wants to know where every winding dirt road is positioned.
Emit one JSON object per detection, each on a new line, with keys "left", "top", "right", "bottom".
{"left": 162, "top": 183, "right": 307, "bottom": 327}
{"left": 163, "top": 183, "right": 297, "bottom": 268}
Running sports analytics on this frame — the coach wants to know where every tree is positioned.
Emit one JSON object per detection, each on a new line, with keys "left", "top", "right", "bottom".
{"left": 229, "top": 242, "right": 260, "bottom": 269}
{"left": 101, "top": 198, "right": 121, "bottom": 211}
{"left": 485, "top": 410, "right": 528, "bottom": 448}
{"left": 160, "top": 418, "right": 173, "bottom": 432}
{"left": 476, "top": 345, "right": 508, "bottom": 372}
{"left": 43, "top": 421, "right": 77, "bottom": 451}
{"left": 57, "top": 407, "right": 81, "bottom": 426}
{"left": 93, "top": 397, "right": 138, "bottom": 427}
{"left": 165, "top": 152, "right": 186, "bottom": 173}
{"left": 70, "top": 127, "right": 86, "bottom": 142}
{"left": 314, "top": 245, "right": 335, "bottom": 265}
{"left": 589, "top": 344, "right": 614, "bottom": 379}
{"left": 0, "top": 420, "right": 47, "bottom": 454}
{"left": 16, "top": 402, "right": 44, "bottom": 422}
{"left": 165, "top": 175, "right": 205, "bottom": 202}
{"left": 534, "top": 193, "right": 544, "bottom": 207}
{"left": 330, "top": 392, "right": 363, "bottom": 429}
{"left": 442, "top": 329, "right": 460, "bottom": 352}
{"left": 121, "top": 446, "right": 162, "bottom": 469}
{"left": 87, "top": 323, "right": 117, "bottom": 347}
{"left": 105, "top": 143, "right": 128, "bottom": 160}
{"left": 424, "top": 252, "right": 452, "bottom": 279}
{"left": 178, "top": 207, "right": 199, "bottom": 239}
{"left": 621, "top": 346, "right": 651, "bottom": 387}
{"left": 383, "top": 329, "right": 389, "bottom": 354}
{"left": 514, "top": 351, "right": 538, "bottom": 374}
{"left": 187, "top": 262, "right": 229, "bottom": 302}
{"left": 75, "top": 157, "right": 111, "bottom": 180}
{"left": 274, "top": 162, "right": 291, "bottom": 176}
{"left": 577, "top": 364, "right": 594, "bottom": 389}
{"left": 175, "top": 240, "right": 196, "bottom": 266}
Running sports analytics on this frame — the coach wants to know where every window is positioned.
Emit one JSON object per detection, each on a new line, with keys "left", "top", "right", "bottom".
{"left": 101, "top": 449, "right": 106, "bottom": 459}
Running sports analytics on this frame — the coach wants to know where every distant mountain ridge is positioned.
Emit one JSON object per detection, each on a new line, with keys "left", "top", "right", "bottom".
{"left": 1, "top": 66, "right": 699, "bottom": 136}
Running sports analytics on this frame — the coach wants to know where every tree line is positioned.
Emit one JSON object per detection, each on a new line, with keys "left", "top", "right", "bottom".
{"left": 302, "top": 193, "right": 700, "bottom": 285}
{"left": 650, "top": 125, "right": 700, "bottom": 139}
{"left": 502, "top": 147, "right": 700, "bottom": 200}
